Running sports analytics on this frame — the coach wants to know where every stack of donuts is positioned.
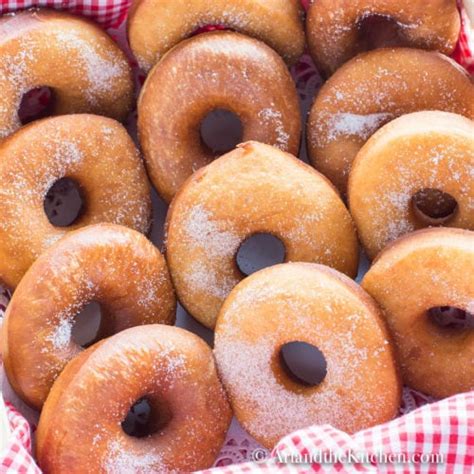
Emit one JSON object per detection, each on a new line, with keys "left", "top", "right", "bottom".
{"left": 0, "top": 0, "right": 473, "bottom": 472}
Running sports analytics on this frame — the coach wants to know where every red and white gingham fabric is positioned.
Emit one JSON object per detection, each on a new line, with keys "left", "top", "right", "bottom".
{"left": 453, "top": 1, "right": 474, "bottom": 74}
{"left": 0, "top": 402, "right": 40, "bottom": 473}
{"left": 202, "top": 391, "right": 474, "bottom": 474}
{"left": 0, "top": 0, "right": 473, "bottom": 473}
{"left": 0, "top": 0, "right": 131, "bottom": 29}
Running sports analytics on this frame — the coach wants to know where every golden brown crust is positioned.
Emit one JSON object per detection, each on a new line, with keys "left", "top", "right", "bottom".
{"left": 0, "top": 114, "right": 152, "bottom": 289}
{"left": 0, "top": 9, "right": 133, "bottom": 139}
{"left": 348, "top": 111, "right": 474, "bottom": 259}
{"left": 362, "top": 228, "right": 474, "bottom": 398}
{"left": 307, "top": 48, "right": 474, "bottom": 195}
{"left": 138, "top": 31, "right": 301, "bottom": 202}
{"left": 127, "top": 0, "right": 304, "bottom": 72}
{"left": 306, "top": 0, "right": 461, "bottom": 77}
{"left": 165, "top": 141, "right": 359, "bottom": 329}
{"left": 3, "top": 224, "right": 176, "bottom": 410}
{"left": 214, "top": 262, "right": 401, "bottom": 449}
{"left": 36, "top": 325, "right": 232, "bottom": 473}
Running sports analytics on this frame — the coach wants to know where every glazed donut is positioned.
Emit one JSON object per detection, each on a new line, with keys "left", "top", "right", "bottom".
{"left": 127, "top": 0, "right": 304, "bottom": 72}
{"left": 166, "top": 141, "right": 359, "bottom": 329}
{"left": 214, "top": 262, "right": 400, "bottom": 448}
{"left": 307, "top": 48, "right": 474, "bottom": 194}
{"left": 138, "top": 32, "right": 301, "bottom": 202}
{"left": 3, "top": 224, "right": 176, "bottom": 410}
{"left": 362, "top": 228, "right": 474, "bottom": 398}
{"left": 37, "top": 325, "right": 232, "bottom": 473}
{"left": 306, "top": 0, "right": 460, "bottom": 77}
{"left": 349, "top": 111, "right": 474, "bottom": 260}
{"left": 0, "top": 10, "right": 133, "bottom": 140}
{"left": 0, "top": 114, "right": 151, "bottom": 289}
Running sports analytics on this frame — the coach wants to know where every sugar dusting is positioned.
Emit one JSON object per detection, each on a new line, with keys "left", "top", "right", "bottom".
{"left": 0, "top": 22, "right": 129, "bottom": 138}
{"left": 180, "top": 205, "right": 240, "bottom": 303}
{"left": 215, "top": 279, "right": 394, "bottom": 441}
{"left": 357, "top": 139, "right": 474, "bottom": 251}
{"left": 104, "top": 440, "right": 165, "bottom": 474}
{"left": 46, "top": 315, "right": 73, "bottom": 350}
{"left": 326, "top": 112, "right": 393, "bottom": 142}
{"left": 184, "top": 205, "right": 240, "bottom": 258}
{"left": 0, "top": 121, "right": 150, "bottom": 264}
{"left": 258, "top": 106, "right": 290, "bottom": 150}
{"left": 310, "top": 50, "right": 472, "bottom": 185}
{"left": 138, "top": 5, "right": 301, "bottom": 68}
{"left": 54, "top": 30, "right": 127, "bottom": 104}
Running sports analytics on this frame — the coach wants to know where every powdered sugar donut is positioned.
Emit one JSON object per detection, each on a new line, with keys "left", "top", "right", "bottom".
{"left": 0, "top": 9, "right": 133, "bottom": 140}
{"left": 127, "top": 0, "right": 304, "bottom": 72}
{"left": 362, "top": 228, "right": 474, "bottom": 398}
{"left": 306, "top": 0, "right": 461, "bottom": 77}
{"left": 307, "top": 48, "right": 474, "bottom": 194}
{"left": 0, "top": 114, "right": 151, "bottom": 289}
{"left": 3, "top": 224, "right": 176, "bottom": 410}
{"left": 214, "top": 263, "right": 401, "bottom": 449}
{"left": 349, "top": 111, "right": 474, "bottom": 259}
{"left": 37, "top": 325, "right": 231, "bottom": 472}
{"left": 166, "top": 141, "right": 359, "bottom": 329}
{"left": 138, "top": 32, "right": 301, "bottom": 202}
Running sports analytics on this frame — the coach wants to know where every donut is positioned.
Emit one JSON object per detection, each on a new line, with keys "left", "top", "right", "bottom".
{"left": 362, "top": 228, "right": 474, "bottom": 398}
{"left": 138, "top": 31, "right": 302, "bottom": 202}
{"left": 127, "top": 0, "right": 304, "bottom": 72}
{"left": 349, "top": 111, "right": 474, "bottom": 260}
{"left": 0, "top": 114, "right": 151, "bottom": 289}
{"left": 3, "top": 224, "right": 176, "bottom": 410}
{"left": 306, "top": 0, "right": 460, "bottom": 77}
{"left": 307, "top": 48, "right": 474, "bottom": 194}
{"left": 0, "top": 9, "right": 133, "bottom": 140}
{"left": 214, "top": 262, "right": 400, "bottom": 448}
{"left": 166, "top": 141, "right": 359, "bottom": 329}
{"left": 36, "top": 325, "right": 232, "bottom": 473}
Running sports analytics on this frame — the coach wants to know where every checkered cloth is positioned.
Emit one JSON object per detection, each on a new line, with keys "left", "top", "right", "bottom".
{"left": 202, "top": 390, "right": 474, "bottom": 473}
{"left": 453, "top": 2, "right": 474, "bottom": 74}
{"left": 0, "top": 402, "right": 40, "bottom": 473}
{"left": 0, "top": 0, "right": 473, "bottom": 473}
{"left": 0, "top": 0, "right": 130, "bottom": 29}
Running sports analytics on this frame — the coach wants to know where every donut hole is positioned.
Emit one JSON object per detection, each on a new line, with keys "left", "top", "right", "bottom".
{"left": 18, "top": 86, "right": 55, "bottom": 125}
{"left": 412, "top": 188, "right": 458, "bottom": 225}
{"left": 427, "top": 306, "right": 474, "bottom": 331}
{"left": 70, "top": 301, "right": 103, "bottom": 348}
{"left": 236, "top": 233, "right": 285, "bottom": 276}
{"left": 44, "top": 177, "right": 86, "bottom": 227}
{"left": 279, "top": 341, "right": 327, "bottom": 388}
{"left": 357, "top": 14, "right": 410, "bottom": 51}
{"left": 121, "top": 397, "right": 172, "bottom": 438}
{"left": 200, "top": 108, "right": 243, "bottom": 155}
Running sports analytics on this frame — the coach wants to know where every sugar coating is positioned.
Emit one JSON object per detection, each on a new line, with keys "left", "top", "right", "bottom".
{"left": 180, "top": 205, "right": 240, "bottom": 300}
{"left": 310, "top": 50, "right": 473, "bottom": 185}
{"left": 258, "top": 106, "right": 290, "bottom": 150}
{"left": 309, "top": 2, "right": 456, "bottom": 71}
{"left": 215, "top": 269, "right": 395, "bottom": 443}
{"left": 38, "top": 328, "right": 229, "bottom": 472}
{"left": 326, "top": 112, "right": 393, "bottom": 142}
{"left": 104, "top": 440, "right": 165, "bottom": 474}
{"left": 0, "top": 120, "right": 150, "bottom": 270}
{"left": 132, "top": 2, "right": 303, "bottom": 70}
{"left": 355, "top": 137, "right": 474, "bottom": 251}
{"left": 0, "top": 19, "right": 129, "bottom": 138}
{"left": 54, "top": 30, "right": 128, "bottom": 104}
{"left": 184, "top": 205, "right": 240, "bottom": 258}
